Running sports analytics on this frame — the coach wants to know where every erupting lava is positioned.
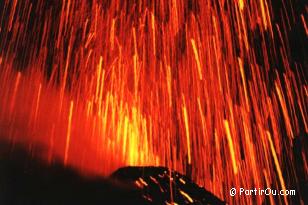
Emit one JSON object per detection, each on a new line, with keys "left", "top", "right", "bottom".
{"left": 0, "top": 0, "right": 307, "bottom": 204}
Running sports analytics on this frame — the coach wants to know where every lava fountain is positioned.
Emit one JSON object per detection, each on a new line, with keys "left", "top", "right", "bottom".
{"left": 0, "top": 0, "right": 307, "bottom": 204}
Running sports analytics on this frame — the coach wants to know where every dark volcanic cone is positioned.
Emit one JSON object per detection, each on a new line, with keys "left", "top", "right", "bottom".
{"left": 0, "top": 140, "right": 225, "bottom": 205}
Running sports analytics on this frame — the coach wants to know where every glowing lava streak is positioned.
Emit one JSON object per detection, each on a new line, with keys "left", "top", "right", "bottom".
{"left": 64, "top": 101, "right": 74, "bottom": 165}
{"left": 224, "top": 120, "right": 238, "bottom": 175}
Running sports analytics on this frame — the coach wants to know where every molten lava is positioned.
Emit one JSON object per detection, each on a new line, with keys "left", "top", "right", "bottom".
{"left": 0, "top": 0, "right": 307, "bottom": 204}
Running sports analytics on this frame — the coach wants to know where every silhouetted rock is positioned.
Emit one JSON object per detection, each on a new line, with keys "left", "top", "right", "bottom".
{"left": 0, "top": 140, "right": 225, "bottom": 205}
{"left": 111, "top": 166, "right": 226, "bottom": 205}
{"left": 0, "top": 141, "right": 150, "bottom": 205}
